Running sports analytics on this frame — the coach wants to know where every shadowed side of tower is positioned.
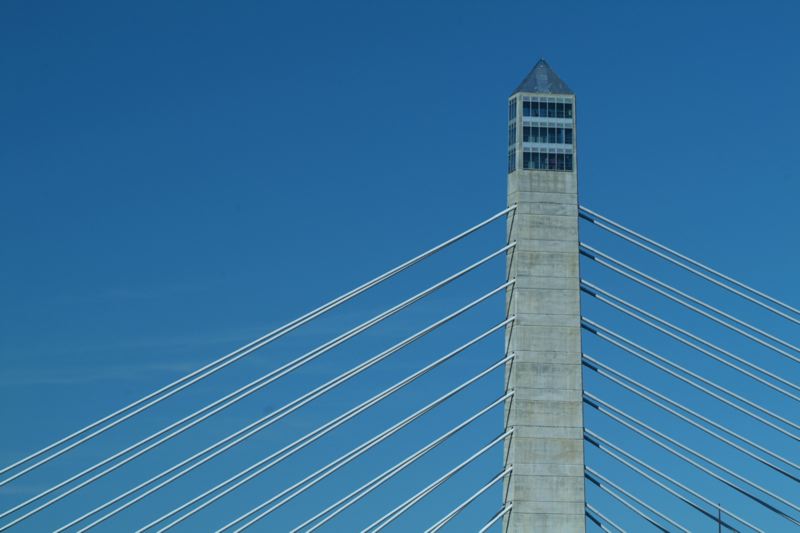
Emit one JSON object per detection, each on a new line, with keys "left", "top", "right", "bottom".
{"left": 503, "top": 59, "right": 586, "bottom": 532}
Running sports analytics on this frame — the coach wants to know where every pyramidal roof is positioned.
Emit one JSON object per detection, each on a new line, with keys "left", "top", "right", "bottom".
{"left": 513, "top": 59, "right": 573, "bottom": 95}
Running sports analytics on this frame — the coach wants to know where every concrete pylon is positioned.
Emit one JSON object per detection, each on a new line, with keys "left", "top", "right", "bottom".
{"left": 503, "top": 59, "right": 585, "bottom": 532}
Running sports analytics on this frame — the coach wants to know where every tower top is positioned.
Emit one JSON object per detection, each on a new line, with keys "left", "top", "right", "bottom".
{"left": 513, "top": 59, "right": 573, "bottom": 96}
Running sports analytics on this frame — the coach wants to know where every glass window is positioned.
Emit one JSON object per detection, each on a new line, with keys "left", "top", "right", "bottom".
{"left": 522, "top": 149, "right": 573, "bottom": 172}
{"left": 547, "top": 102, "right": 556, "bottom": 118}
{"left": 523, "top": 101, "right": 532, "bottom": 117}
{"left": 556, "top": 103, "right": 565, "bottom": 118}
{"left": 509, "top": 99, "right": 517, "bottom": 121}
{"left": 565, "top": 103, "right": 573, "bottom": 119}
{"left": 526, "top": 126, "right": 544, "bottom": 143}
{"left": 509, "top": 123, "right": 516, "bottom": 145}
{"left": 565, "top": 128, "right": 573, "bottom": 144}
{"left": 548, "top": 127, "right": 557, "bottom": 143}
{"left": 508, "top": 149, "right": 516, "bottom": 172}
{"left": 556, "top": 128, "right": 564, "bottom": 144}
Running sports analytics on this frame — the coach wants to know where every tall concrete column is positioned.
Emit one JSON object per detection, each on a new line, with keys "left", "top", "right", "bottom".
{"left": 503, "top": 60, "right": 585, "bottom": 532}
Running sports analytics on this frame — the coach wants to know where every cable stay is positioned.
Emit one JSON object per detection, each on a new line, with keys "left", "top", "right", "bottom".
{"left": 584, "top": 429, "right": 762, "bottom": 532}
{"left": 584, "top": 354, "right": 800, "bottom": 474}
{"left": 584, "top": 356, "right": 800, "bottom": 483}
{"left": 582, "top": 318, "right": 800, "bottom": 442}
{"left": 293, "top": 394, "right": 512, "bottom": 533}
{"left": 582, "top": 281, "right": 800, "bottom": 401}
{"left": 585, "top": 392, "right": 800, "bottom": 525}
{"left": 424, "top": 468, "right": 511, "bottom": 533}
{"left": 588, "top": 446, "right": 741, "bottom": 530}
{"left": 40, "top": 287, "right": 511, "bottom": 533}
{"left": 213, "top": 357, "right": 513, "bottom": 532}
{"left": 579, "top": 206, "right": 800, "bottom": 327}
{"left": 132, "top": 331, "right": 513, "bottom": 533}
{"left": 2, "top": 248, "right": 514, "bottom": 524}
{"left": 477, "top": 503, "right": 512, "bottom": 533}
{"left": 585, "top": 469, "right": 671, "bottom": 532}
{"left": 586, "top": 467, "right": 687, "bottom": 532}
{"left": 581, "top": 244, "right": 800, "bottom": 363}
{"left": 0, "top": 205, "right": 515, "bottom": 484}
{"left": 361, "top": 430, "right": 513, "bottom": 533}
{"left": 586, "top": 503, "right": 626, "bottom": 533}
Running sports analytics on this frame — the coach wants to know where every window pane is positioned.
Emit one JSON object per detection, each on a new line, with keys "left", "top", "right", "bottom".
{"left": 556, "top": 103, "right": 565, "bottom": 118}
{"left": 548, "top": 102, "right": 556, "bottom": 117}
{"left": 565, "top": 128, "right": 573, "bottom": 144}
{"left": 557, "top": 128, "right": 564, "bottom": 143}
{"left": 557, "top": 153, "right": 565, "bottom": 170}
{"left": 548, "top": 127, "right": 556, "bottom": 143}
{"left": 565, "top": 154, "right": 573, "bottom": 171}
{"left": 532, "top": 101, "right": 540, "bottom": 117}
{"left": 523, "top": 101, "right": 532, "bottom": 117}
{"left": 565, "top": 103, "right": 573, "bottom": 118}
{"left": 548, "top": 153, "right": 557, "bottom": 169}
{"left": 509, "top": 99, "right": 517, "bottom": 120}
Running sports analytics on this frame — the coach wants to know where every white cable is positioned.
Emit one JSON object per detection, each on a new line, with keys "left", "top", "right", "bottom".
{"left": 587, "top": 467, "right": 688, "bottom": 532}
{"left": 583, "top": 318, "right": 800, "bottom": 442}
{"left": 138, "top": 329, "right": 513, "bottom": 533}
{"left": 586, "top": 503, "right": 626, "bottom": 533}
{"left": 580, "top": 206, "right": 800, "bottom": 319}
{"left": 57, "top": 286, "right": 512, "bottom": 533}
{"left": 477, "top": 503, "right": 511, "bottom": 533}
{"left": 586, "top": 510, "right": 614, "bottom": 533}
{"left": 591, "top": 441, "right": 716, "bottom": 523}
{"left": 582, "top": 281, "right": 800, "bottom": 400}
{"left": 218, "top": 357, "right": 513, "bottom": 532}
{"left": 584, "top": 353, "right": 800, "bottom": 473}
{"left": 587, "top": 394, "right": 800, "bottom": 527}
{"left": 295, "top": 394, "right": 512, "bottom": 533}
{"left": 586, "top": 392, "right": 800, "bottom": 522}
{"left": 425, "top": 468, "right": 511, "bottom": 533}
{"left": 586, "top": 511, "right": 614, "bottom": 533}
{"left": 0, "top": 205, "right": 515, "bottom": 483}
{"left": 2, "top": 246, "right": 514, "bottom": 523}
{"left": 362, "top": 430, "right": 513, "bottom": 533}
{"left": 585, "top": 470, "right": 670, "bottom": 532}
{"left": 579, "top": 208, "right": 800, "bottom": 326}
{"left": 6, "top": 280, "right": 513, "bottom": 531}
{"left": 581, "top": 243, "right": 800, "bottom": 362}
{"left": 585, "top": 429, "right": 762, "bottom": 532}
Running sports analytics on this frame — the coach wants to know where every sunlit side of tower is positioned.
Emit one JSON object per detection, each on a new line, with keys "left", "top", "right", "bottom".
{"left": 504, "top": 59, "right": 585, "bottom": 532}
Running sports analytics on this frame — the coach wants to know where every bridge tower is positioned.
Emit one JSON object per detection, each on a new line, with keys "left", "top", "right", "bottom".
{"left": 504, "top": 59, "right": 585, "bottom": 531}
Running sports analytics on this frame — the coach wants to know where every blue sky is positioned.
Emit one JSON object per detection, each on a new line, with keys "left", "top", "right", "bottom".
{"left": 1, "top": 0, "right": 799, "bottom": 531}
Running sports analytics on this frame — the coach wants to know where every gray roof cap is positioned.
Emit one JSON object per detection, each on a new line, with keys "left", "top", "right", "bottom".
{"left": 513, "top": 59, "right": 573, "bottom": 95}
